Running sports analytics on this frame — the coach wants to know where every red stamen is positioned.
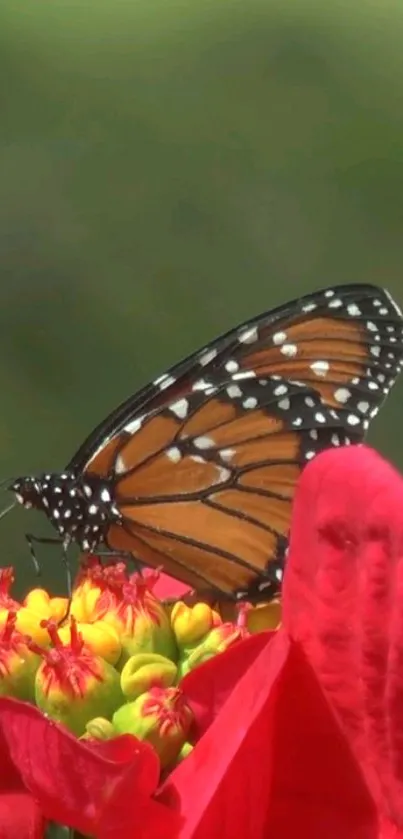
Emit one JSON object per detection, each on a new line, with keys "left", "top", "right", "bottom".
{"left": 0, "top": 568, "right": 20, "bottom": 610}
{"left": 30, "top": 617, "right": 103, "bottom": 698}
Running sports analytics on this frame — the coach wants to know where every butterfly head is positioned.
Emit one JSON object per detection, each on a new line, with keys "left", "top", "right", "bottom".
{"left": 11, "top": 475, "right": 50, "bottom": 511}
{"left": 10, "top": 472, "right": 121, "bottom": 550}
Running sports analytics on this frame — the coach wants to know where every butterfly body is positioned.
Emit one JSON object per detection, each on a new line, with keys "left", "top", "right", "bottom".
{"left": 9, "top": 283, "right": 403, "bottom": 600}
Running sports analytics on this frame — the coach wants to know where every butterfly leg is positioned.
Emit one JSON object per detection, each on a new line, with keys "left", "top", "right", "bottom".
{"left": 25, "top": 533, "right": 63, "bottom": 576}
{"left": 25, "top": 533, "right": 73, "bottom": 603}
{"left": 62, "top": 535, "right": 73, "bottom": 597}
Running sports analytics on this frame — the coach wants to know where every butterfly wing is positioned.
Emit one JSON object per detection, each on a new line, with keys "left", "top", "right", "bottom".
{"left": 103, "top": 373, "right": 362, "bottom": 599}
{"left": 68, "top": 283, "right": 403, "bottom": 475}
{"left": 65, "top": 283, "right": 403, "bottom": 599}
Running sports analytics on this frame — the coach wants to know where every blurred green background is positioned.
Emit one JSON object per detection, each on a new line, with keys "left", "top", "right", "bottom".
{"left": 0, "top": 0, "right": 402, "bottom": 595}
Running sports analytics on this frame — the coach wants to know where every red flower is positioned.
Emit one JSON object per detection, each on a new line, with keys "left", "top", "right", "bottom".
{"left": 152, "top": 572, "right": 192, "bottom": 602}
{"left": 160, "top": 444, "right": 403, "bottom": 838}
{"left": 0, "top": 444, "right": 403, "bottom": 838}
{"left": 0, "top": 696, "right": 178, "bottom": 838}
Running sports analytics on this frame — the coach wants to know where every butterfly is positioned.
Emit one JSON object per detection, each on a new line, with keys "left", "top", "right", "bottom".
{"left": 8, "top": 283, "right": 403, "bottom": 601}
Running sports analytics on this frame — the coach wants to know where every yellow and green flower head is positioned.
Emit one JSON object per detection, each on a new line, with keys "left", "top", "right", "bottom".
{"left": 31, "top": 617, "right": 123, "bottom": 736}
{"left": 177, "top": 602, "right": 251, "bottom": 678}
{"left": 70, "top": 555, "right": 127, "bottom": 622}
{"left": 0, "top": 610, "right": 40, "bottom": 701}
{"left": 113, "top": 685, "right": 193, "bottom": 769}
{"left": 24, "top": 587, "right": 69, "bottom": 625}
{"left": 91, "top": 567, "right": 177, "bottom": 664}
{"left": 170, "top": 601, "right": 221, "bottom": 649}
{"left": 120, "top": 652, "right": 178, "bottom": 700}
{"left": 0, "top": 567, "right": 50, "bottom": 646}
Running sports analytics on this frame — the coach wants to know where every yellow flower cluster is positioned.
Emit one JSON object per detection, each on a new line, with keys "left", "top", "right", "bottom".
{"left": 0, "top": 561, "right": 281, "bottom": 773}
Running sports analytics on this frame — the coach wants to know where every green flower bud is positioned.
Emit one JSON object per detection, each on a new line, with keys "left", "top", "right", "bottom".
{"left": 178, "top": 619, "right": 248, "bottom": 678}
{"left": 174, "top": 741, "right": 194, "bottom": 765}
{"left": 33, "top": 618, "right": 123, "bottom": 737}
{"left": 121, "top": 653, "right": 177, "bottom": 700}
{"left": 101, "top": 574, "right": 178, "bottom": 665}
{"left": 0, "top": 611, "right": 40, "bottom": 701}
{"left": 170, "top": 601, "right": 221, "bottom": 649}
{"left": 83, "top": 716, "right": 116, "bottom": 740}
{"left": 113, "top": 686, "right": 193, "bottom": 769}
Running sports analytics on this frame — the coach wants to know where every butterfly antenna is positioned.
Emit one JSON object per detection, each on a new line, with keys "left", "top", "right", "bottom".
{"left": 0, "top": 476, "right": 17, "bottom": 491}
{"left": 0, "top": 500, "right": 17, "bottom": 521}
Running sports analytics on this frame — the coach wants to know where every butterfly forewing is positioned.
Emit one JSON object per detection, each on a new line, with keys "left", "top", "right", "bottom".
{"left": 68, "top": 283, "right": 403, "bottom": 475}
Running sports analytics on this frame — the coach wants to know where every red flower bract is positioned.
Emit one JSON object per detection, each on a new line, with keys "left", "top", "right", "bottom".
{"left": 1, "top": 444, "right": 403, "bottom": 838}
{"left": 0, "top": 696, "right": 177, "bottom": 838}
{"left": 283, "top": 443, "right": 403, "bottom": 838}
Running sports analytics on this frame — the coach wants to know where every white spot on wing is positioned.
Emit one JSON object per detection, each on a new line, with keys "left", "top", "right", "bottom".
{"left": 124, "top": 417, "right": 143, "bottom": 435}
{"left": 166, "top": 446, "right": 182, "bottom": 463}
{"left": 154, "top": 374, "right": 176, "bottom": 390}
{"left": 220, "top": 448, "right": 236, "bottom": 461}
{"left": 193, "top": 379, "right": 211, "bottom": 392}
{"left": 334, "top": 387, "right": 351, "bottom": 404}
{"left": 194, "top": 436, "right": 215, "bottom": 449}
{"left": 239, "top": 326, "right": 258, "bottom": 344}
{"left": 273, "top": 331, "right": 287, "bottom": 345}
{"left": 232, "top": 370, "right": 256, "bottom": 381}
{"left": 310, "top": 360, "right": 329, "bottom": 377}
{"left": 199, "top": 348, "right": 218, "bottom": 366}
{"left": 190, "top": 455, "right": 206, "bottom": 464}
{"left": 227, "top": 384, "right": 243, "bottom": 399}
{"left": 280, "top": 343, "right": 298, "bottom": 357}
{"left": 243, "top": 397, "right": 258, "bottom": 409}
{"left": 170, "top": 398, "right": 189, "bottom": 419}
{"left": 115, "top": 454, "right": 126, "bottom": 474}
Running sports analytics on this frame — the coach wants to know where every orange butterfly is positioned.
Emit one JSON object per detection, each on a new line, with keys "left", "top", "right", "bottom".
{"left": 9, "top": 283, "right": 403, "bottom": 600}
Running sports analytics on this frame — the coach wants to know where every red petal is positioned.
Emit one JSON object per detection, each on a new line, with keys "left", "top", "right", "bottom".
{"left": 0, "top": 727, "right": 25, "bottom": 791}
{"left": 283, "top": 444, "right": 403, "bottom": 833}
{"left": 181, "top": 631, "right": 273, "bottom": 735}
{"left": 0, "top": 791, "right": 45, "bottom": 839}
{"left": 0, "top": 697, "right": 174, "bottom": 837}
{"left": 153, "top": 573, "right": 191, "bottom": 600}
{"left": 264, "top": 641, "right": 376, "bottom": 839}
{"left": 161, "top": 630, "right": 375, "bottom": 838}
{"left": 159, "top": 631, "right": 290, "bottom": 836}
